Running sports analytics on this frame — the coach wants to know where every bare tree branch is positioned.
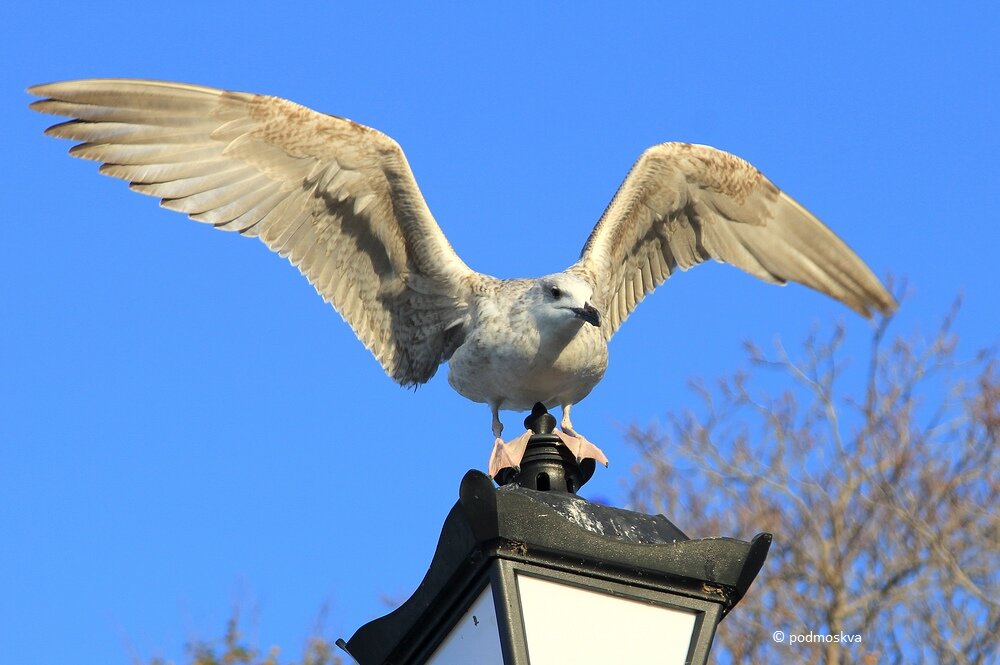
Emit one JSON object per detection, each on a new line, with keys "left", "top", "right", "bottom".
{"left": 628, "top": 303, "right": 999, "bottom": 663}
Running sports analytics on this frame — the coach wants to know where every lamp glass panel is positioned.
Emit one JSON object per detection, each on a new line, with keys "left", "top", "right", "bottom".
{"left": 516, "top": 573, "right": 697, "bottom": 664}
{"left": 426, "top": 585, "right": 504, "bottom": 665}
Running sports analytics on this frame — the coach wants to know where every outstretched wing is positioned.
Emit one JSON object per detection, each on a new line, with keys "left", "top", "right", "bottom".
{"left": 30, "top": 78, "right": 476, "bottom": 385}
{"left": 569, "top": 142, "right": 895, "bottom": 338}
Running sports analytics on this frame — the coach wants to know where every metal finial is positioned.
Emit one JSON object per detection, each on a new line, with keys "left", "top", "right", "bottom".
{"left": 495, "top": 403, "right": 595, "bottom": 493}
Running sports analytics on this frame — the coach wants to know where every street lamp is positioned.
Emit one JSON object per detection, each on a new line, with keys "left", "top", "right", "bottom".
{"left": 338, "top": 404, "right": 770, "bottom": 664}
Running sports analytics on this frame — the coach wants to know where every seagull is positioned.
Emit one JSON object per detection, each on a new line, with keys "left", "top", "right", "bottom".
{"left": 30, "top": 79, "right": 895, "bottom": 477}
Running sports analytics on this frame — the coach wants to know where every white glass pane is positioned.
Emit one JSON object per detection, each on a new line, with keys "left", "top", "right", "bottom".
{"left": 427, "top": 585, "right": 504, "bottom": 665}
{"left": 516, "top": 574, "right": 696, "bottom": 664}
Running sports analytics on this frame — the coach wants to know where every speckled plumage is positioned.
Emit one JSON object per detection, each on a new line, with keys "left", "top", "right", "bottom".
{"left": 447, "top": 277, "right": 608, "bottom": 413}
{"left": 30, "top": 79, "right": 895, "bottom": 471}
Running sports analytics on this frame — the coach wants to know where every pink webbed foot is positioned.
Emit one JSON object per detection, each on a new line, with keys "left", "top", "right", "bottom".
{"left": 488, "top": 430, "right": 533, "bottom": 477}
{"left": 554, "top": 430, "right": 610, "bottom": 467}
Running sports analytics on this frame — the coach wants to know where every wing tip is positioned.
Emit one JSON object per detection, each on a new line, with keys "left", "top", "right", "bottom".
{"left": 27, "top": 82, "right": 57, "bottom": 97}
{"left": 872, "top": 293, "right": 899, "bottom": 319}
{"left": 851, "top": 286, "right": 898, "bottom": 320}
{"left": 27, "top": 79, "right": 102, "bottom": 99}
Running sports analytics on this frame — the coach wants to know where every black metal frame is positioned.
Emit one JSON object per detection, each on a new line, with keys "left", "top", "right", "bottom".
{"left": 491, "top": 560, "right": 721, "bottom": 665}
{"left": 399, "top": 557, "right": 724, "bottom": 665}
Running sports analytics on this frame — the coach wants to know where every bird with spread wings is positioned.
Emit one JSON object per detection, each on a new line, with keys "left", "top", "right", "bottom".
{"left": 30, "top": 79, "right": 895, "bottom": 477}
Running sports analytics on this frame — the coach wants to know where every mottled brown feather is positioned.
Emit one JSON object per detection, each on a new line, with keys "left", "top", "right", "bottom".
{"left": 30, "top": 78, "right": 473, "bottom": 385}
{"left": 571, "top": 142, "right": 895, "bottom": 338}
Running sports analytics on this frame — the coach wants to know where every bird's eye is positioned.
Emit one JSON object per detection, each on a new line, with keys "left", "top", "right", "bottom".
{"left": 550, "top": 286, "right": 562, "bottom": 299}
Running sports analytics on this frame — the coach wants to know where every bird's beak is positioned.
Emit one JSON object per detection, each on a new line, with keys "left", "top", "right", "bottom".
{"left": 573, "top": 302, "right": 601, "bottom": 327}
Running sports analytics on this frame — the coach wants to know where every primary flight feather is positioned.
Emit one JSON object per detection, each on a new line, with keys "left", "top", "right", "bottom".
{"left": 30, "top": 79, "right": 895, "bottom": 476}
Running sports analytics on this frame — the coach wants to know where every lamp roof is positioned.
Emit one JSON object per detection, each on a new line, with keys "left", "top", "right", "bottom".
{"left": 342, "top": 442, "right": 771, "bottom": 664}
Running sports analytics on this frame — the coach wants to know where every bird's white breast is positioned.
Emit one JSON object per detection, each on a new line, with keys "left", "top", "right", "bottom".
{"left": 447, "top": 292, "right": 608, "bottom": 412}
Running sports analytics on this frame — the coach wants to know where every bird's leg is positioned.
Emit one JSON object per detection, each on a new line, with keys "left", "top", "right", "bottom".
{"left": 487, "top": 405, "right": 532, "bottom": 477}
{"left": 554, "top": 404, "right": 610, "bottom": 467}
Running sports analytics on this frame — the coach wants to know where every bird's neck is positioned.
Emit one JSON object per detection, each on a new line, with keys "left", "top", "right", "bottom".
{"left": 534, "top": 316, "right": 588, "bottom": 358}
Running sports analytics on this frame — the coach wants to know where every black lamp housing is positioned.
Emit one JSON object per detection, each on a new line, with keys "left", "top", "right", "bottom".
{"left": 339, "top": 404, "right": 771, "bottom": 664}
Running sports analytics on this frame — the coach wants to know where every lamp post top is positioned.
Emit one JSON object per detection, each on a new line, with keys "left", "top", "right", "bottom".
{"left": 341, "top": 415, "right": 772, "bottom": 664}
{"left": 493, "top": 402, "right": 595, "bottom": 492}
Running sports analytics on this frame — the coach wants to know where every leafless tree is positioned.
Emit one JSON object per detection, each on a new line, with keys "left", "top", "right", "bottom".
{"left": 628, "top": 301, "right": 999, "bottom": 664}
{"left": 144, "top": 612, "right": 340, "bottom": 665}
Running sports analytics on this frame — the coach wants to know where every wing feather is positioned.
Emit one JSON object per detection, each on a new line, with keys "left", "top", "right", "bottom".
{"left": 571, "top": 142, "right": 895, "bottom": 337}
{"left": 31, "top": 78, "right": 475, "bottom": 385}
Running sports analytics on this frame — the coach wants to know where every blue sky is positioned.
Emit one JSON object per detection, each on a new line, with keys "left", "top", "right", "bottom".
{"left": 3, "top": 3, "right": 997, "bottom": 663}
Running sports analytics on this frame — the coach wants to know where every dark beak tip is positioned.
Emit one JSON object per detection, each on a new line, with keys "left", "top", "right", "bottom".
{"left": 581, "top": 303, "right": 601, "bottom": 327}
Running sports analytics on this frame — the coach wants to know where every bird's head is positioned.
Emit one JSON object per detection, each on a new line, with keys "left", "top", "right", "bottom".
{"left": 531, "top": 273, "right": 601, "bottom": 328}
